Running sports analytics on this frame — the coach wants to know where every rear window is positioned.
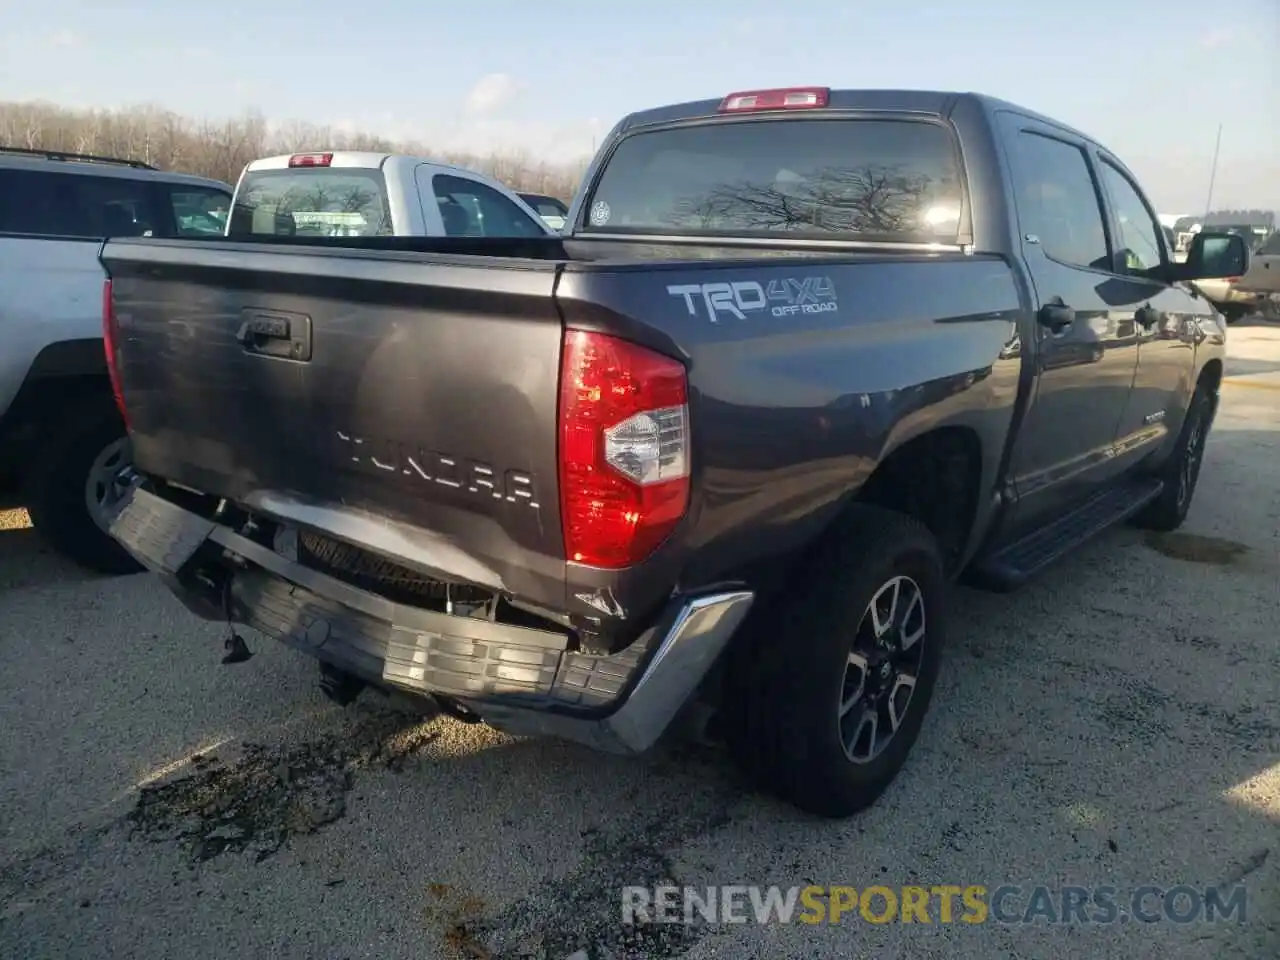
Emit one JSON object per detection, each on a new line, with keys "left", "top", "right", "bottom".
{"left": 228, "top": 168, "right": 392, "bottom": 237}
{"left": 584, "top": 118, "right": 964, "bottom": 243}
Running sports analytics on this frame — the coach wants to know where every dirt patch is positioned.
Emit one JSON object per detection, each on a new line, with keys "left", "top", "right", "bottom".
{"left": 127, "top": 706, "right": 439, "bottom": 864}
{"left": 472, "top": 746, "right": 740, "bottom": 960}
{"left": 1143, "top": 532, "right": 1251, "bottom": 566}
{"left": 426, "top": 883, "right": 492, "bottom": 959}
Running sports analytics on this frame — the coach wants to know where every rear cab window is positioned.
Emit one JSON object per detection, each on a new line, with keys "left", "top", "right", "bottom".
{"left": 582, "top": 117, "right": 965, "bottom": 244}
{"left": 228, "top": 166, "right": 392, "bottom": 237}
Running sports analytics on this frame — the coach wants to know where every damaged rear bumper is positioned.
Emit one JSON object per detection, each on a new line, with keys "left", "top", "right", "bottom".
{"left": 108, "top": 485, "right": 754, "bottom": 755}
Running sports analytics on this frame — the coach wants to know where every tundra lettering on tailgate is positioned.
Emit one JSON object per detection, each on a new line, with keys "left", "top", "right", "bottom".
{"left": 335, "top": 430, "right": 540, "bottom": 509}
{"left": 667, "top": 276, "right": 838, "bottom": 322}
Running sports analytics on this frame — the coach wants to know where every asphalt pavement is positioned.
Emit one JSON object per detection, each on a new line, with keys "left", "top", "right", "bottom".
{"left": 2, "top": 323, "right": 1277, "bottom": 960}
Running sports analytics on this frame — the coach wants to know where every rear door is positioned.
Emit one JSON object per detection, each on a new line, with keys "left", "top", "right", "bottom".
{"left": 997, "top": 116, "right": 1141, "bottom": 534}
{"left": 0, "top": 167, "right": 161, "bottom": 413}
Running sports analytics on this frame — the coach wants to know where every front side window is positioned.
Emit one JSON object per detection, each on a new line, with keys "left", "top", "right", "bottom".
{"left": 1099, "top": 161, "right": 1165, "bottom": 276}
{"left": 431, "top": 174, "right": 545, "bottom": 237}
{"left": 169, "top": 187, "right": 231, "bottom": 237}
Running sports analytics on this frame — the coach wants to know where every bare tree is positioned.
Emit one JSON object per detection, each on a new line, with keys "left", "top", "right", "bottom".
{"left": 0, "top": 99, "right": 586, "bottom": 200}
{"left": 673, "top": 164, "right": 953, "bottom": 237}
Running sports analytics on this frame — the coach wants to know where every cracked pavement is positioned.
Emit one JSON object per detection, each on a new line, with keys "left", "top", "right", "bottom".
{"left": 2, "top": 323, "right": 1278, "bottom": 960}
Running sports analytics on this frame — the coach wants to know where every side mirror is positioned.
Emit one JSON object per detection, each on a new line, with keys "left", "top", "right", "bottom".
{"left": 1182, "top": 231, "right": 1250, "bottom": 281}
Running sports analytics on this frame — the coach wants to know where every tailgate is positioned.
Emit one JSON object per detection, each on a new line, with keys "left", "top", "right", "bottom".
{"left": 101, "top": 239, "right": 566, "bottom": 606}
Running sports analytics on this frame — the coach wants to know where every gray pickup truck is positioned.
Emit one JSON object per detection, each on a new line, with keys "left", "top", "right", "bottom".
{"left": 97, "top": 88, "right": 1246, "bottom": 818}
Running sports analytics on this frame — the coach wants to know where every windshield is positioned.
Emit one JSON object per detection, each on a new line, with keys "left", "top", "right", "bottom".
{"left": 584, "top": 117, "right": 965, "bottom": 243}
{"left": 227, "top": 167, "right": 392, "bottom": 237}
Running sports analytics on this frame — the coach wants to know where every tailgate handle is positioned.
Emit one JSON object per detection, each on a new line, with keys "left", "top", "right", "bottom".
{"left": 236, "top": 309, "right": 312, "bottom": 361}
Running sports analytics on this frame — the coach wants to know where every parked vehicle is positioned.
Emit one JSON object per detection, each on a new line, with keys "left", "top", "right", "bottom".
{"left": 0, "top": 146, "right": 231, "bottom": 573}
{"left": 228, "top": 152, "right": 554, "bottom": 239}
{"left": 1191, "top": 225, "right": 1270, "bottom": 322}
{"left": 518, "top": 193, "right": 570, "bottom": 230}
{"left": 1236, "top": 228, "right": 1280, "bottom": 296}
{"left": 97, "top": 88, "right": 1245, "bottom": 817}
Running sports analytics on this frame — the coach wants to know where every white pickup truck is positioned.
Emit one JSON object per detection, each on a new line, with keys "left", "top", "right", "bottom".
{"left": 226, "top": 152, "right": 556, "bottom": 239}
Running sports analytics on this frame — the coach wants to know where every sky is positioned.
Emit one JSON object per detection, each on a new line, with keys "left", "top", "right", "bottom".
{"left": 0, "top": 0, "right": 1276, "bottom": 214}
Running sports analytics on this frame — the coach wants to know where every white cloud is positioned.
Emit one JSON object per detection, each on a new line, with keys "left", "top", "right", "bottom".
{"left": 1200, "top": 28, "right": 1234, "bottom": 49}
{"left": 47, "top": 29, "right": 82, "bottom": 48}
{"left": 465, "top": 73, "right": 518, "bottom": 114}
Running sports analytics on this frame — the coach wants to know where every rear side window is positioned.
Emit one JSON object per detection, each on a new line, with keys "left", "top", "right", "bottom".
{"left": 169, "top": 187, "right": 230, "bottom": 237}
{"left": 1007, "top": 132, "right": 1110, "bottom": 271}
{"left": 228, "top": 168, "right": 392, "bottom": 237}
{"left": 0, "top": 168, "right": 156, "bottom": 238}
{"left": 432, "top": 174, "right": 546, "bottom": 237}
{"left": 583, "top": 118, "right": 965, "bottom": 243}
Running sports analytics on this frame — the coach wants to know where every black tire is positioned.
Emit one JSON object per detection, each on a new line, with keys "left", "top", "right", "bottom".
{"left": 1130, "top": 384, "right": 1215, "bottom": 533}
{"left": 24, "top": 404, "right": 142, "bottom": 576}
{"left": 724, "top": 506, "right": 947, "bottom": 818}
{"left": 1220, "top": 305, "right": 1245, "bottom": 324}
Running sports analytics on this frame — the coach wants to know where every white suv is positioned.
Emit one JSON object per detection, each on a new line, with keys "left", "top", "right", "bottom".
{"left": 0, "top": 147, "right": 231, "bottom": 573}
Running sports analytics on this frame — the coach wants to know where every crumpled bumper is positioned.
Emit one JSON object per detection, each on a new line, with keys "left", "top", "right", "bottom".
{"left": 108, "top": 485, "right": 754, "bottom": 754}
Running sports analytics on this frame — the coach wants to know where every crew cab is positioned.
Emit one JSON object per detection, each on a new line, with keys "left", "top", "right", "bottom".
{"left": 97, "top": 88, "right": 1247, "bottom": 818}
{"left": 227, "top": 152, "right": 555, "bottom": 239}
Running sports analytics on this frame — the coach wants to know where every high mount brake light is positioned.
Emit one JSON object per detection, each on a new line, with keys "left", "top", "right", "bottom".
{"left": 558, "top": 330, "right": 690, "bottom": 569}
{"left": 288, "top": 153, "right": 333, "bottom": 167}
{"left": 102, "top": 279, "right": 129, "bottom": 428}
{"left": 718, "top": 87, "right": 830, "bottom": 113}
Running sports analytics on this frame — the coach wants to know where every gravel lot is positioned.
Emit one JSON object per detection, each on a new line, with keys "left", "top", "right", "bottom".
{"left": 2, "top": 324, "right": 1278, "bottom": 960}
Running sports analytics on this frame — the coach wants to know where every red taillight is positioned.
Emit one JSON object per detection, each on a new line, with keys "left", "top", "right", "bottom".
{"left": 718, "top": 87, "right": 830, "bottom": 113}
{"left": 102, "top": 279, "right": 129, "bottom": 428}
{"left": 288, "top": 153, "right": 333, "bottom": 167}
{"left": 558, "top": 331, "right": 690, "bottom": 569}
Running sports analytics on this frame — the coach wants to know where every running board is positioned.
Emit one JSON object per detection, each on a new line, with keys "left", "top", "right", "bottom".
{"left": 967, "top": 478, "right": 1164, "bottom": 592}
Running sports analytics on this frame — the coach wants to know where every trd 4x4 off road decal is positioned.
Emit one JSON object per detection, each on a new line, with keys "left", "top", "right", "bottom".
{"left": 666, "top": 277, "right": 838, "bottom": 322}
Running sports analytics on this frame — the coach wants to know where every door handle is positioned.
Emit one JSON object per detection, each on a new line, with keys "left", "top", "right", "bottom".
{"left": 1037, "top": 301, "right": 1074, "bottom": 333}
{"left": 235, "top": 309, "right": 312, "bottom": 361}
{"left": 1135, "top": 305, "right": 1160, "bottom": 330}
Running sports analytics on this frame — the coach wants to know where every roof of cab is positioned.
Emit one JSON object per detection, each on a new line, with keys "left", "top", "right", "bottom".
{"left": 0, "top": 151, "right": 230, "bottom": 190}
{"left": 615, "top": 88, "right": 1097, "bottom": 147}
{"left": 244, "top": 152, "right": 511, "bottom": 181}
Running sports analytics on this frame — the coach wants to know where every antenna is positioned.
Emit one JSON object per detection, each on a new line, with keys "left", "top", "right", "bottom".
{"left": 1201, "top": 124, "right": 1223, "bottom": 223}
